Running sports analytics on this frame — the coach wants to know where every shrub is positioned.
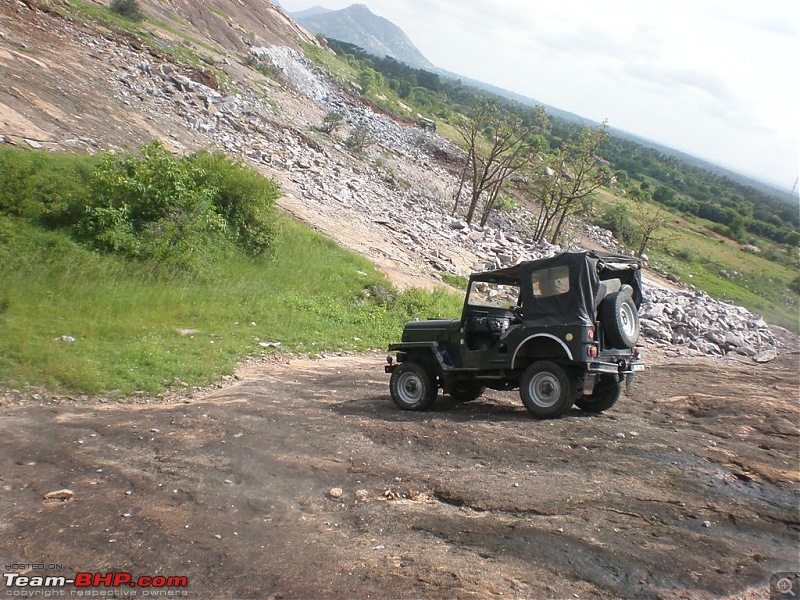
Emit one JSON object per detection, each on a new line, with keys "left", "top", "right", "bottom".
{"left": 0, "top": 143, "right": 281, "bottom": 271}
{"left": 597, "top": 203, "right": 635, "bottom": 245}
{"left": 187, "top": 150, "right": 281, "bottom": 257}
{"left": 69, "top": 142, "right": 278, "bottom": 271}
{"left": 0, "top": 146, "right": 96, "bottom": 223}
{"left": 109, "top": 0, "right": 143, "bottom": 20}
{"left": 345, "top": 126, "right": 373, "bottom": 154}
{"left": 495, "top": 193, "right": 518, "bottom": 213}
{"left": 319, "top": 112, "right": 344, "bottom": 135}
{"left": 80, "top": 143, "right": 226, "bottom": 270}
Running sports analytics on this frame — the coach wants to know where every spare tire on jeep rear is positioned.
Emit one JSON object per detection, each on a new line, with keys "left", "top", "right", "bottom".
{"left": 600, "top": 287, "right": 640, "bottom": 349}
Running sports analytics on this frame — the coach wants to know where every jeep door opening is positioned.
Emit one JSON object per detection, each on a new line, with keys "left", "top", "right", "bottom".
{"left": 385, "top": 251, "right": 645, "bottom": 419}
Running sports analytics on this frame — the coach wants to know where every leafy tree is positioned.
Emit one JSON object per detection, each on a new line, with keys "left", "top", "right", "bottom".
{"left": 652, "top": 185, "right": 676, "bottom": 204}
{"left": 358, "top": 68, "right": 383, "bottom": 96}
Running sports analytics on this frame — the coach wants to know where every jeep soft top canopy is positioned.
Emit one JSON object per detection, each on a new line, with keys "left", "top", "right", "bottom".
{"left": 469, "top": 251, "right": 642, "bottom": 327}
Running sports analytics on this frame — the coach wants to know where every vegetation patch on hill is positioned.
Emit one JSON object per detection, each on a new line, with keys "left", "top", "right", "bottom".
{"left": 0, "top": 145, "right": 461, "bottom": 394}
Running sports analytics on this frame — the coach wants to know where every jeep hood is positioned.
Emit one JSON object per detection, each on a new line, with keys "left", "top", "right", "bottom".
{"left": 401, "top": 319, "right": 460, "bottom": 343}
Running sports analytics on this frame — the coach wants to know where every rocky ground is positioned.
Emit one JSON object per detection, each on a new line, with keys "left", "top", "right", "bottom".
{"left": 1, "top": 2, "right": 798, "bottom": 598}
{"left": 1, "top": 350, "right": 798, "bottom": 599}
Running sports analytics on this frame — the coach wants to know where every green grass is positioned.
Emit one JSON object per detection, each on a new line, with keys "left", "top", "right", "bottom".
{"left": 0, "top": 215, "right": 462, "bottom": 394}
{"left": 591, "top": 189, "right": 799, "bottom": 332}
{"left": 440, "top": 272, "right": 469, "bottom": 290}
{"left": 303, "top": 43, "right": 360, "bottom": 85}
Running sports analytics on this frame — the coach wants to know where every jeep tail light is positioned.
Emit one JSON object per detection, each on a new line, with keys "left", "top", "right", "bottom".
{"left": 588, "top": 345, "right": 598, "bottom": 358}
{"left": 588, "top": 329, "right": 595, "bottom": 340}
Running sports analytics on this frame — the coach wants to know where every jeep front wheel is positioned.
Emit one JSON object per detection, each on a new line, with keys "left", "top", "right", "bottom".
{"left": 389, "top": 362, "right": 437, "bottom": 411}
{"left": 519, "top": 361, "right": 575, "bottom": 419}
{"left": 575, "top": 374, "right": 621, "bottom": 413}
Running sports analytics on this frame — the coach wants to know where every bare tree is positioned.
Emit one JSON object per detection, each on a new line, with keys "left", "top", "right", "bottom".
{"left": 526, "top": 122, "right": 610, "bottom": 243}
{"left": 451, "top": 102, "right": 545, "bottom": 225}
{"left": 631, "top": 200, "right": 669, "bottom": 257}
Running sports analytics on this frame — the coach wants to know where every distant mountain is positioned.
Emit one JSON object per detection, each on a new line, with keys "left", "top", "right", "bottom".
{"left": 436, "top": 68, "right": 585, "bottom": 125}
{"left": 291, "top": 3, "right": 435, "bottom": 70}
{"left": 289, "top": 5, "right": 332, "bottom": 19}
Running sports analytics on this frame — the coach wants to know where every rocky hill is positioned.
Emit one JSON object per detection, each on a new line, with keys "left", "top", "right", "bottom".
{"left": 291, "top": 3, "right": 435, "bottom": 70}
{"left": 0, "top": 0, "right": 794, "bottom": 360}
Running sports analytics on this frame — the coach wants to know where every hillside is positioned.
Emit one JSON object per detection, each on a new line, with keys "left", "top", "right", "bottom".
{"left": 1, "top": 0, "right": 797, "bottom": 326}
{"left": 291, "top": 3, "right": 435, "bottom": 70}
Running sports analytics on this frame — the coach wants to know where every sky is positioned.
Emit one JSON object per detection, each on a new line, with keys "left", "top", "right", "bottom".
{"left": 278, "top": 0, "right": 800, "bottom": 191}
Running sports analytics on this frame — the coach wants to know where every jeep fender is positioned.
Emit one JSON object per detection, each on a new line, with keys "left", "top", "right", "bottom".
{"left": 387, "top": 342, "right": 452, "bottom": 377}
{"left": 511, "top": 334, "right": 574, "bottom": 369}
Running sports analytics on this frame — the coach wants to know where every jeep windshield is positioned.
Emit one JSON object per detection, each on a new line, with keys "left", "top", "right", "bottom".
{"left": 465, "top": 280, "right": 521, "bottom": 309}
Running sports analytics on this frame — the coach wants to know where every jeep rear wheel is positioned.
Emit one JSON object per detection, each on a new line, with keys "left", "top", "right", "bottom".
{"left": 575, "top": 374, "right": 621, "bottom": 413}
{"left": 449, "top": 383, "right": 486, "bottom": 403}
{"left": 389, "top": 362, "right": 437, "bottom": 411}
{"left": 601, "top": 289, "right": 640, "bottom": 349}
{"left": 519, "top": 361, "right": 575, "bottom": 419}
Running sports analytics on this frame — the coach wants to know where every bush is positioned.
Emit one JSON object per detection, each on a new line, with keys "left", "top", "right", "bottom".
{"left": 597, "top": 203, "right": 635, "bottom": 245}
{"left": 0, "top": 142, "right": 281, "bottom": 273}
{"left": 345, "top": 126, "right": 373, "bottom": 154}
{"left": 495, "top": 193, "right": 518, "bottom": 212}
{"left": 80, "top": 143, "right": 226, "bottom": 270}
{"left": 187, "top": 150, "right": 281, "bottom": 257}
{"left": 0, "top": 146, "right": 96, "bottom": 222}
{"left": 109, "top": 0, "right": 143, "bottom": 20}
{"left": 319, "top": 112, "right": 344, "bottom": 135}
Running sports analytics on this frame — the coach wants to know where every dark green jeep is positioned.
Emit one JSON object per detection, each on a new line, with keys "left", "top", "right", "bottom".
{"left": 385, "top": 251, "right": 644, "bottom": 419}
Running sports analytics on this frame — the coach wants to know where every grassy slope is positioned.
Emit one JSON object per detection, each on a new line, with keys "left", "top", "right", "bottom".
{"left": 0, "top": 214, "right": 461, "bottom": 394}
{"left": 593, "top": 190, "right": 798, "bottom": 331}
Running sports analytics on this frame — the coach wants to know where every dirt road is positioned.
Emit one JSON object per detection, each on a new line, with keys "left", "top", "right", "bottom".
{"left": 1, "top": 350, "right": 797, "bottom": 599}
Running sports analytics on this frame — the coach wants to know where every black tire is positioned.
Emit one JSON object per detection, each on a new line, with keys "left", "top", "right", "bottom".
{"left": 600, "top": 289, "right": 640, "bottom": 349}
{"left": 449, "top": 383, "right": 486, "bottom": 403}
{"left": 389, "top": 361, "right": 437, "bottom": 411}
{"left": 519, "top": 361, "right": 575, "bottom": 419}
{"left": 575, "top": 375, "right": 621, "bottom": 413}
